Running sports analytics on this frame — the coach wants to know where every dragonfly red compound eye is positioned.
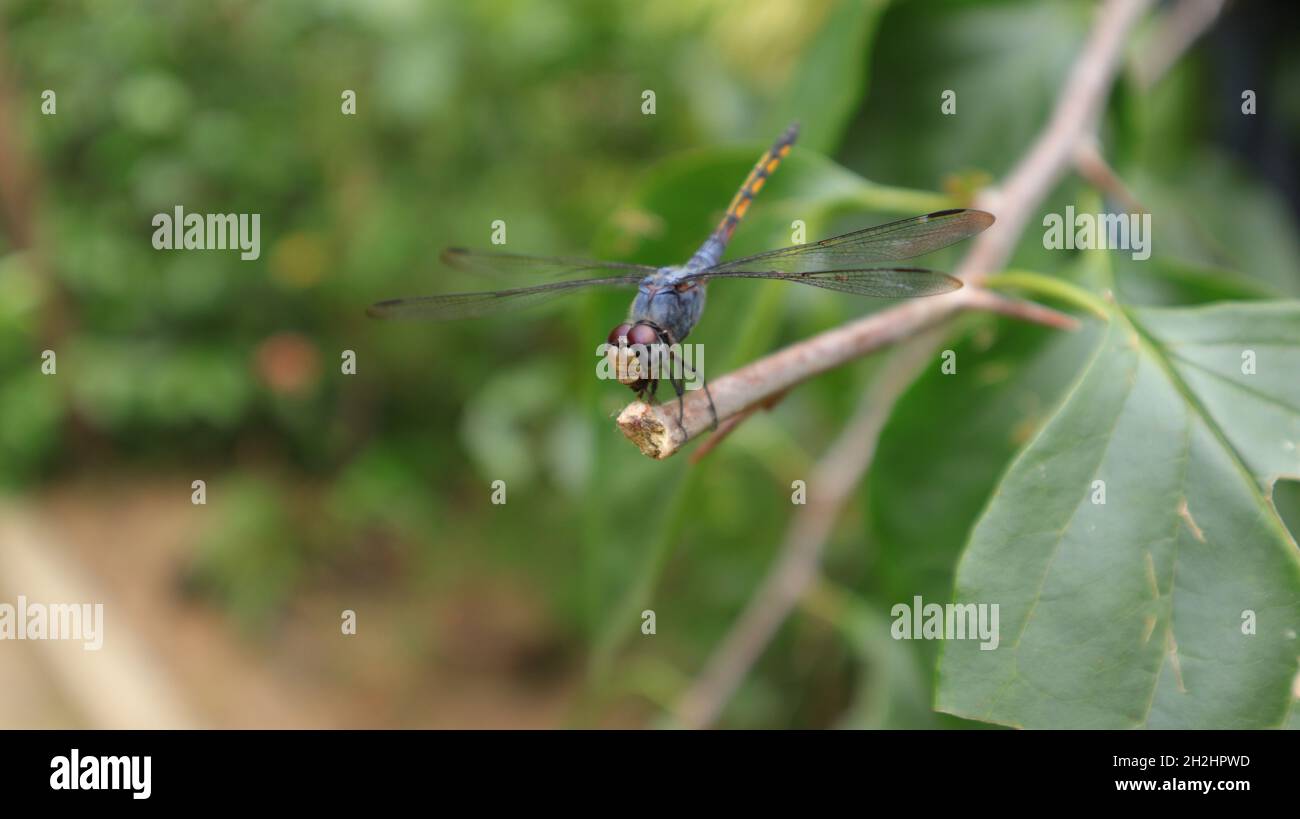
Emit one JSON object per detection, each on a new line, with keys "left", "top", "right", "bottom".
{"left": 627, "top": 324, "right": 658, "bottom": 346}
{"left": 607, "top": 323, "right": 632, "bottom": 345}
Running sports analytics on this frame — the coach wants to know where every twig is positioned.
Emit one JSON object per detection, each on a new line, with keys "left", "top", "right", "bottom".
{"left": 618, "top": 291, "right": 968, "bottom": 460}
{"left": 963, "top": 288, "right": 1081, "bottom": 331}
{"left": 1073, "top": 138, "right": 1145, "bottom": 213}
{"left": 1135, "top": 0, "right": 1226, "bottom": 90}
{"left": 618, "top": 287, "right": 1076, "bottom": 460}
{"left": 0, "top": 30, "right": 36, "bottom": 250}
{"left": 985, "top": 269, "right": 1112, "bottom": 321}
{"left": 672, "top": 0, "right": 1154, "bottom": 728}
{"left": 0, "top": 28, "right": 68, "bottom": 350}
{"left": 1071, "top": 0, "right": 1225, "bottom": 203}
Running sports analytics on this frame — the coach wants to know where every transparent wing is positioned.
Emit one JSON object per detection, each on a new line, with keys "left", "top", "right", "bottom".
{"left": 705, "top": 208, "right": 993, "bottom": 275}
{"left": 682, "top": 266, "right": 961, "bottom": 298}
{"left": 366, "top": 274, "right": 645, "bottom": 320}
{"left": 440, "top": 247, "right": 658, "bottom": 280}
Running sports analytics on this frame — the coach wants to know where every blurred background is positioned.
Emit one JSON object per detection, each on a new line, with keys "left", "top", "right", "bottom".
{"left": 0, "top": 0, "right": 1296, "bottom": 728}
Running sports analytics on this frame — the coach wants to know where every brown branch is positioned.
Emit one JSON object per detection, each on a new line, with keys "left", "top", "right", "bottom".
{"left": 618, "top": 291, "right": 966, "bottom": 460}
{"left": 963, "top": 289, "right": 1081, "bottom": 331}
{"left": 0, "top": 26, "right": 69, "bottom": 350}
{"left": 0, "top": 29, "right": 37, "bottom": 250}
{"left": 1072, "top": 0, "right": 1225, "bottom": 205}
{"left": 1073, "top": 138, "right": 1146, "bottom": 213}
{"left": 618, "top": 287, "right": 1077, "bottom": 460}
{"left": 1135, "top": 0, "right": 1226, "bottom": 90}
{"left": 672, "top": 0, "right": 1154, "bottom": 728}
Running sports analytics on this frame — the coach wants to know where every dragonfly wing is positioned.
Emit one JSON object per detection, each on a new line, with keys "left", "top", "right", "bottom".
{"left": 706, "top": 208, "right": 993, "bottom": 274}
{"left": 440, "top": 247, "right": 658, "bottom": 280}
{"left": 367, "top": 274, "right": 645, "bottom": 320}
{"left": 682, "top": 267, "right": 961, "bottom": 298}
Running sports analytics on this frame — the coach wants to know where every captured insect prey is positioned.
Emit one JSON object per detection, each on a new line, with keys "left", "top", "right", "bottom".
{"left": 369, "top": 123, "right": 994, "bottom": 428}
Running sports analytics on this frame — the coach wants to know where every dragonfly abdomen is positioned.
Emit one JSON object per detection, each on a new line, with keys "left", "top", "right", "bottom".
{"left": 688, "top": 122, "right": 799, "bottom": 270}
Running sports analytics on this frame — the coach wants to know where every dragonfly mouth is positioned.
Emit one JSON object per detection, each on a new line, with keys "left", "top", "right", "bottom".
{"left": 607, "top": 345, "right": 644, "bottom": 385}
{"left": 607, "top": 341, "right": 660, "bottom": 385}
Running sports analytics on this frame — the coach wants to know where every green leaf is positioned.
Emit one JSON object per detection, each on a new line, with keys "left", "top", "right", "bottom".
{"left": 938, "top": 301, "right": 1300, "bottom": 728}
{"left": 1114, "top": 256, "right": 1284, "bottom": 307}
{"left": 1135, "top": 304, "right": 1300, "bottom": 486}
{"left": 870, "top": 317, "right": 1102, "bottom": 626}
{"left": 841, "top": 1, "right": 1090, "bottom": 187}
{"left": 762, "top": 0, "right": 890, "bottom": 155}
{"left": 1130, "top": 159, "right": 1300, "bottom": 298}
{"left": 864, "top": 315, "right": 1099, "bottom": 728}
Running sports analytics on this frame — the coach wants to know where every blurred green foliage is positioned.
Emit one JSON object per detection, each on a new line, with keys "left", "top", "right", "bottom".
{"left": 1, "top": 0, "right": 1296, "bottom": 727}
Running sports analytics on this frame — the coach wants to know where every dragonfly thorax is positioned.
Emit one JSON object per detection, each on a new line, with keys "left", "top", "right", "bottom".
{"left": 626, "top": 266, "right": 705, "bottom": 344}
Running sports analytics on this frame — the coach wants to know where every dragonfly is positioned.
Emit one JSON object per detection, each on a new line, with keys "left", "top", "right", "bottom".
{"left": 368, "top": 122, "right": 994, "bottom": 427}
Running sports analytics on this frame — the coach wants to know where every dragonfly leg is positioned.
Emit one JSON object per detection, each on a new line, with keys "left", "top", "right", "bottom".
{"left": 659, "top": 332, "right": 717, "bottom": 432}
{"left": 648, "top": 324, "right": 689, "bottom": 435}
{"left": 666, "top": 372, "right": 687, "bottom": 433}
{"left": 631, "top": 376, "right": 661, "bottom": 407}
{"left": 701, "top": 378, "right": 719, "bottom": 431}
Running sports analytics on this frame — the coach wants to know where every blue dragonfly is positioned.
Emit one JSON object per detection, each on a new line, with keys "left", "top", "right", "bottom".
{"left": 368, "top": 123, "right": 994, "bottom": 425}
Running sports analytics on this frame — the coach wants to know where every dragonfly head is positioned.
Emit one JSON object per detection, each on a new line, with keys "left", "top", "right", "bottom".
{"left": 605, "top": 321, "right": 662, "bottom": 386}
